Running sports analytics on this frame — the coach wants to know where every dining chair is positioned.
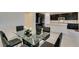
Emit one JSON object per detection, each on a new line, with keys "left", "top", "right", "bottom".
{"left": 43, "top": 27, "right": 50, "bottom": 33}
{"left": 16, "top": 26, "right": 24, "bottom": 32}
{"left": 54, "top": 33, "right": 63, "bottom": 47}
{"left": 40, "top": 33, "right": 63, "bottom": 47}
{"left": 36, "top": 25, "right": 42, "bottom": 35}
{"left": 0, "top": 31, "right": 22, "bottom": 47}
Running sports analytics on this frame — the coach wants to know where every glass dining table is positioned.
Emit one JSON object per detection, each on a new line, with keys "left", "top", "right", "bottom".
{"left": 15, "top": 30, "right": 50, "bottom": 47}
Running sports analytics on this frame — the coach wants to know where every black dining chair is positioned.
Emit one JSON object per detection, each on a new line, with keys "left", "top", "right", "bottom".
{"left": 54, "top": 33, "right": 63, "bottom": 47}
{"left": 36, "top": 25, "right": 42, "bottom": 35}
{"left": 0, "top": 31, "right": 22, "bottom": 47}
{"left": 40, "top": 33, "right": 63, "bottom": 47}
{"left": 16, "top": 26, "right": 24, "bottom": 32}
{"left": 43, "top": 27, "right": 50, "bottom": 33}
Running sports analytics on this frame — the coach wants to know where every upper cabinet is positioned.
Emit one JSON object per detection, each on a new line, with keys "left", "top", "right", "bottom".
{"left": 50, "top": 12, "right": 78, "bottom": 20}
{"left": 50, "top": 14, "right": 59, "bottom": 20}
{"left": 64, "top": 12, "right": 78, "bottom": 20}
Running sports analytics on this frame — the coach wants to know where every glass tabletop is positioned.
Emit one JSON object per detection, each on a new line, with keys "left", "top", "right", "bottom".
{"left": 16, "top": 30, "right": 40, "bottom": 45}
{"left": 23, "top": 34, "right": 40, "bottom": 45}
{"left": 16, "top": 30, "right": 50, "bottom": 46}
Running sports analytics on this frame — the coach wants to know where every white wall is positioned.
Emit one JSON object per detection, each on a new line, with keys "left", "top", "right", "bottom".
{"left": 44, "top": 13, "right": 50, "bottom": 27}
{"left": 0, "top": 12, "right": 24, "bottom": 27}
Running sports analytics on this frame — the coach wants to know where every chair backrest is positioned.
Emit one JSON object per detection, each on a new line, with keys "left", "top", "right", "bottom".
{"left": 43, "top": 27, "right": 50, "bottom": 32}
{"left": 36, "top": 25, "right": 42, "bottom": 35}
{"left": 0, "top": 31, "right": 9, "bottom": 47}
{"left": 0, "top": 33, "right": 3, "bottom": 47}
{"left": 54, "top": 33, "right": 63, "bottom": 47}
{"left": 67, "top": 23, "right": 78, "bottom": 30}
{"left": 16, "top": 26, "right": 24, "bottom": 32}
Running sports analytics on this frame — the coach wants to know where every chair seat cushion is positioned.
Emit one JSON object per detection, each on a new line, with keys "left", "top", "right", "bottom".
{"left": 40, "top": 41, "right": 54, "bottom": 47}
{"left": 9, "top": 38, "right": 22, "bottom": 47}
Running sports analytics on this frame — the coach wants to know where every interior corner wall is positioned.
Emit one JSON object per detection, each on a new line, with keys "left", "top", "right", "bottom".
{"left": 24, "top": 12, "right": 36, "bottom": 34}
